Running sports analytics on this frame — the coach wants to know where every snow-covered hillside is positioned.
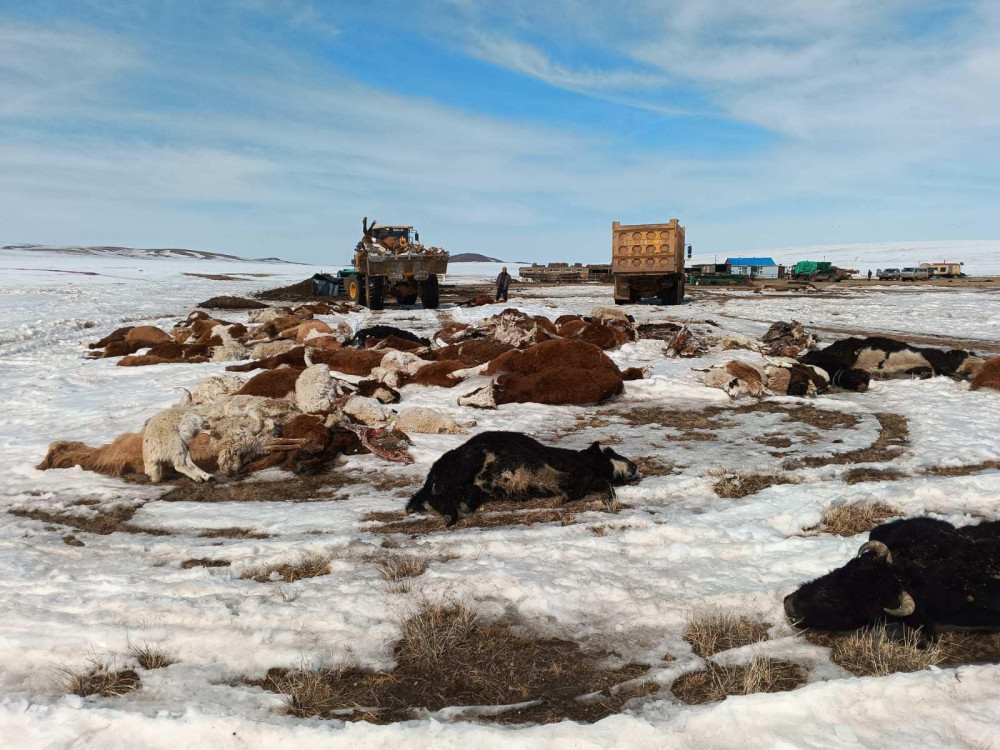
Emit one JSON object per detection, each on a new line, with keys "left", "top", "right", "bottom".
{"left": 694, "top": 240, "right": 1000, "bottom": 276}
{"left": 1, "top": 244, "right": 299, "bottom": 263}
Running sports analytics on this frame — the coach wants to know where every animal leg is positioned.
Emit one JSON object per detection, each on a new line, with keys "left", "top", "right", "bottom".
{"left": 174, "top": 447, "right": 213, "bottom": 483}
{"left": 147, "top": 462, "right": 164, "bottom": 483}
{"left": 458, "top": 485, "right": 486, "bottom": 517}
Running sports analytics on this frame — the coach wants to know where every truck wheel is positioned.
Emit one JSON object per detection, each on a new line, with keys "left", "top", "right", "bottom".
{"left": 347, "top": 276, "right": 366, "bottom": 305}
{"left": 368, "top": 276, "right": 385, "bottom": 311}
{"left": 421, "top": 275, "right": 440, "bottom": 309}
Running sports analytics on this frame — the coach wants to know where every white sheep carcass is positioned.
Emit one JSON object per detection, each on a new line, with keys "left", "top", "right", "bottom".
{"left": 342, "top": 395, "right": 394, "bottom": 425}
{"left": 142, "top": 401, "right": 213, "bottom": 483}
{"left": 393, "top": 407, "right": 469, "bottom": 435}
{"left": 370, "top": 350, "right": 428, "bottom": 388}
{"left": 295, "top": 362, "right": 346, "bottom": 413}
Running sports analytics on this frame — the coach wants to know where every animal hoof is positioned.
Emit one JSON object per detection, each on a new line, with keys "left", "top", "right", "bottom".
{"left": 443, "top": 514, "right": 455, "bottom": 526}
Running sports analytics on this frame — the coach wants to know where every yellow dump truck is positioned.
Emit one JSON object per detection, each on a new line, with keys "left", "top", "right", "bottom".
{"left": 612, "top": 219, "right": 688, "bottom": 305}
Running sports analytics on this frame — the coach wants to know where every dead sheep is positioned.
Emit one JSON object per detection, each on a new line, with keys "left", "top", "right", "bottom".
{"left": 187, "top": 375, "right": 246, "bottom": 405}
{"left": 700, "top": 361, "right": 766, "bottom": 399}
{"left": 295, "top": 360, "right": 348, "bottom": 414}
{"left": 142, "top": 395, "right": 213, "bottom": 483}
{"left": 342, "top": 395, "right": 394, "bottom": 426}
{"left": 248, "top": 307, "right": 293, "bottom": 324}
{"left": 369, "top": 350, "right": 429, "bottom": 388}
{"left": 393, "top": 407, "right": 470, "bottom": 435}
{"left": 721, "top": 333, "right": 761, "bottom": 352}
{"left": 249, "top": 340, "right": 299, "bottom": 360}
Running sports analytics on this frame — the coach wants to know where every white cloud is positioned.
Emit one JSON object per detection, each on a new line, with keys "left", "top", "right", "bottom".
{"left": 0, "top": 24, "right": 138, "bottom": 117}
{"left": 235, "top": 0, "right": 339, "bottom": 39}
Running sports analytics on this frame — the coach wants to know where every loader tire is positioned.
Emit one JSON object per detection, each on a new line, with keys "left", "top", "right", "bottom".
{"left": 422, "top": 275, "right": 440, "bottom": 309}
{"left": 368, "top": 276, "right": 385, "bottom": 311}
{"left": 347, "top": 276, "right": 366, "bottom": 305}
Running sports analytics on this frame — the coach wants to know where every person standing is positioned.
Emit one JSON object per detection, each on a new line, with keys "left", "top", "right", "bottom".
{"left": 867, "top": 269, "right": 873, "bottom": 281}
{"left": 496, "top": 267, "right": 511, "bottom": 302}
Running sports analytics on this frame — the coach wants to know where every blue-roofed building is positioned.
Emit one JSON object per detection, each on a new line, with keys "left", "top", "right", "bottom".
{"left": 725, "top": 257, "right": 779, "bottom": 279}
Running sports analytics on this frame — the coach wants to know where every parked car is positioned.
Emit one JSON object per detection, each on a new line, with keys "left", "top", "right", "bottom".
{"left": 878, "top": 268, "right": 901, "bottom": 280}
{"left": 899, "top": 267, "right": 930, "bottom": 281}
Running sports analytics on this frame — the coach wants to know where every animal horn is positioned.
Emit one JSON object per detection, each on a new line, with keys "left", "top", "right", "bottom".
{"left": 173, "top": 386, "right": 193, "bottom": 405}
{"left": 884, "top": 591, "right": 916, "bottom": 617}
{"left": 857, "top": 540, "right": 892, "bottom": 564}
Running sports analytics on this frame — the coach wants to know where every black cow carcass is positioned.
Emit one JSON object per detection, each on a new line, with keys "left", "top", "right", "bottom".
{"left": 405, "top": 431, "right": 639, "bottom": 526}
{"left": 784, "top": 517, "right": 1000, "bottom": 634}
{"left": 799, "top": 336, "right": 983, "bottom": 390}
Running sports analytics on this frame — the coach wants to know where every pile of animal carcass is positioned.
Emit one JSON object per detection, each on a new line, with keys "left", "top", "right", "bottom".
{"left": 696, "top": 319, "right": 993, "bottom": 399}
{"left": 37, "top": 305, "right": 649, "bottom": 485}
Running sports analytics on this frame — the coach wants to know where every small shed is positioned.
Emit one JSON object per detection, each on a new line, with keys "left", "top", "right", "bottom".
{"left": 726, "top": 257, "right": 779, "bottom": 279}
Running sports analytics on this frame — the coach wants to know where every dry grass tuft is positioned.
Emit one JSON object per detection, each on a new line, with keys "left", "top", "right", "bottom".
{"left": 250, "top": 601, "right": 651, "bottom": 724}
{"left": 814, "top": 503, "right": 901, "bottom": 536}
{"left": 58, "top": 660, "right": 141, "bottom": 697}
{"left": 809, "top": 629, "right": 1000, "bottom": 672}
{"left": 634, "top": 456, "right": 676, "bottom": 477}
{"left": 242, "top": 553, "right": 332, "bottom": 583}
{"left": 129, "top": 642, "right": 176, "bottom": 670}
{"left": 936, "top": 632, "right": 1000, "bottom": 666}
{"left": 684, "top": 610, "right": 770, "bottom": 657}
{"left": 375, "top": 556, "right": 429, "bottom": 582}
{"left": 671, "top": 655, "right": 805, "bottom": 705}
{"left": 375, "top": 556, "right": 429, "bottom": 592}
{"left": 842, "top": 467, "right": 907, "bottom": 485}
{"left": 827, "top": 625, "right": 943, "bottom": 676}
{"left": 180, "top": 558, "right": 231, "bottom": 569}
{"left": 711, "top": 470, "right": 796, "bottom": 499}
{"left": 197, "top": 527, "right": 270, "bottom": 540}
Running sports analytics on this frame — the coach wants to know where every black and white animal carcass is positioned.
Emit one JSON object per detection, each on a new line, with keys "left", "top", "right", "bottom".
{"left": 784, "top": 517, "right": 1000, "bottom": 634}
{"left": 800, "top": 336, "right": 984, "bottom": 389}
{"left": 405, "top": 431, "right": 640, "bottom": 526}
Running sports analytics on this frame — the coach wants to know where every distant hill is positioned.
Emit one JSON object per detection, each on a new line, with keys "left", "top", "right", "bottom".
{"left": 1, "top": 244, "right": 301, "bottom": 264}
{"left": 449, "top": 252, "right": 505, "bottom": 263}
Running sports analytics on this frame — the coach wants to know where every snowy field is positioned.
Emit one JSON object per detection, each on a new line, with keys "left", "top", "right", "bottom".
{"left": 2, "top": 250, "right": 1000, "bottom": 748}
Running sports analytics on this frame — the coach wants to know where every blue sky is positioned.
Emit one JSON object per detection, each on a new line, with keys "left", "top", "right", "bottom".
{"left": 1, "top": 1, "right": 998, "bottom": 264}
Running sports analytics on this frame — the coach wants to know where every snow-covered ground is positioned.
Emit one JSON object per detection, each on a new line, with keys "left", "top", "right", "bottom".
{"left": 1, "top": 251, "right": 1000, "bottom": 748}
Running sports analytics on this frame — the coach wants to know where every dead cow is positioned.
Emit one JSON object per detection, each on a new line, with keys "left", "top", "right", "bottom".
{"left": 800, "top": 336, "right": 982, "bottom": 387}
{"left": 458, "top": 339, "right": 626, "bottom": 408}
{"left": 405, "top": 431, "right": 639, "bottom": 526}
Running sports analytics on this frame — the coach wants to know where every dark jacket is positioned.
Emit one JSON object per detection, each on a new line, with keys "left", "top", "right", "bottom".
{"left": 496, "top": 271, "right": 511, "bottom": 291}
